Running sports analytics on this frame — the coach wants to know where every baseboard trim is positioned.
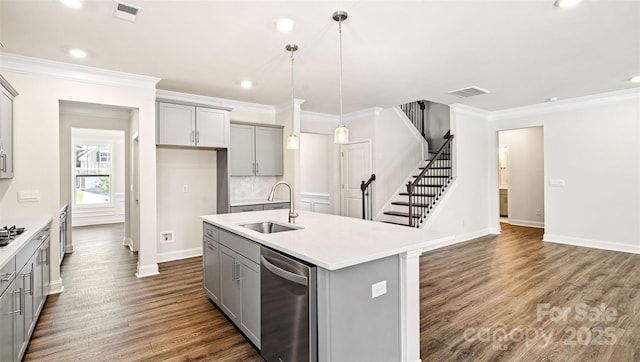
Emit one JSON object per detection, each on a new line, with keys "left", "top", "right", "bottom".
{"left": 157, "top": 247, "right": 203, "bottom": 263}
{"left": 509, "top": 219, "right": 544, "bottom": 229}
{"left": 422, "top": 228, "right": 491, "bottom": 253}
{"left": 122, "top": 237, "right": 134, "bottom": 251}
{"left": 543, "top": 234, "right": 640, "bottom": 255}
{"left": 49, "top": 278, "right": 64, "bottom": 295}
{"left": 136, "top": 262, "right": 160, "bottom": 278}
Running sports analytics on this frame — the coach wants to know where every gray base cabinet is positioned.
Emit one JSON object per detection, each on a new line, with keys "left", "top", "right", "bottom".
{"left": 203, "top": 223, "right": 220, "bottom": 304}
{"left": 203, "top": 223, "right": 260, "bottom": 348}
{"left": 0, "top": 222, "right": 51, "bottom": 362}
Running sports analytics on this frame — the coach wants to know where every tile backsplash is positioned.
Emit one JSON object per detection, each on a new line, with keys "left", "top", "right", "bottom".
{"left": 230, "top": 176, "right": 277, "bottom": 202}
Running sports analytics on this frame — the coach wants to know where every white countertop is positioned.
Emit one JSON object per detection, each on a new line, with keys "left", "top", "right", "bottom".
{"left": 230, "top": 199, "right": 290, "bottom": 207}
{"left": 201, "top": 210, "right": 453, "bottom": 270}
{"left": 0, "top": 217, "right": 53, "bottom": 268}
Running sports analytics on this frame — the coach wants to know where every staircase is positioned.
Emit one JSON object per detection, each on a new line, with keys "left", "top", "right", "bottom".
{"left": 379, "top": 101, "right": 454, "bottom": 227}
{"left": 381, "top": 137, "right": 453, "bottom": 227}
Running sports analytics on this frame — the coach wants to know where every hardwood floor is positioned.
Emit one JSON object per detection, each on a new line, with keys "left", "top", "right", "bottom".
{"left": 420, "top": 223, "right": 640, "bottom": 361}
{"left": 24, "top": 223, "right": 639, "bottom": 361}
{"left": 25, "top": 224, "right": 262, "bottom": 362}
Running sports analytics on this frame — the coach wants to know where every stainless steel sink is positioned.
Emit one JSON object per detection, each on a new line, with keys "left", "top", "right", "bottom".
{"left": 241, "top": 221, "right": 300, "bottom": 234}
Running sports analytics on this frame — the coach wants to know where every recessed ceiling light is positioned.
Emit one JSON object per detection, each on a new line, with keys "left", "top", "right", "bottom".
{"left": 275, "top": 18, "right": 295, "bottom": 33}
{"left": 630, "top": 75, "right": 640, "bottom": 83}
{"left": 554, "top": 0, "right": 583, "bottom": 8}
{"left": 60, "top": 0, "right": 82, "bottom": 8}
{"left": 69, "top": 48, "right": 87, "bottom": 59}
{"left": 240, "top": 80, "right": 253, "bottom": 89}
{"left": 548, "top": 97, "right": 559, "bottom": 102}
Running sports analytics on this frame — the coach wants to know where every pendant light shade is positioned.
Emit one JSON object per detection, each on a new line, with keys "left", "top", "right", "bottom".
{"left": 333, "top": 10, "right": 349, "bottom": 144}
{"left": 285, "top": 44, "right": 299, "bottom": 150}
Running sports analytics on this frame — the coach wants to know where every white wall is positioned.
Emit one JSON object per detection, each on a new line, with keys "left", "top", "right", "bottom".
{"left": 0, "top": 61, "right": 159, "bottom": 287}
{"left": 156, "top": 148, "right": 216, "bottom": 262}
{"left": 499, "top": 127, "right": 544, "bottom": 228}
{"left": 299, "top": 132, "right": 333, "bottom": 214}
{"left": 373, "top": 108, "right": 424, "bottom": 214}
{"left": 488, "top": 91, "right": 640, "bottom": 254}
{"left": 422, "top": 107, "right": 493, "bottom": 247}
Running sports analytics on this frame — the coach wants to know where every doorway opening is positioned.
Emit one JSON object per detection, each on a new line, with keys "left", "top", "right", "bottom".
{"left": 497, "top": 127, "right": 544, "bottom": 228}
{"left": 59, "top": 101, "right": 138, "bottom": 267}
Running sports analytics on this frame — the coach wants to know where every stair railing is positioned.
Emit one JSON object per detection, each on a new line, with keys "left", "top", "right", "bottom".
{"left": 399, "top": 100, "right": 426, "bottom": 139}
{"left": 361, "top": 174, "right": 376, "bottom": 220}
{"left": 406, "top": 134, "right": 454, "bottom": 227}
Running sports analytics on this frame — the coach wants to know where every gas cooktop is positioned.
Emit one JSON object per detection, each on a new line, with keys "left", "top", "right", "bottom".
{"left": 0, "top": 225, "right": 26, "bottom": 248}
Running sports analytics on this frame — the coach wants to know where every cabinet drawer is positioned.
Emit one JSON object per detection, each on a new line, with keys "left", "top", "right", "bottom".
{"left": 219, "top": 230, "right": 260, "bottom": 264}
{"left": 0, "top": 257, "right": 15, "bottom": 295}
{"left": 263, "top": 202, "right": 290, "bottom": 211}
{"left": 230, "top": 204, "right": 264, "bottom": 213}
{"left": 203, "top": 222, "right": 219, "bottom": 241}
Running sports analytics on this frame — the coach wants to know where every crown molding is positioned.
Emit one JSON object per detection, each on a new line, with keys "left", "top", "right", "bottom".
{"left": 155, "top": 89, "right": 281, "bottom": 115}
{"left": 0, "top": 52, "right": 160, "bottom": 90}
{"left": 489, "top": 87, "right": 640, "bottom": 121}
{"left": 343, "top": 107, "right": 383, "bottom": 122}
{"left": 450, "top": 103, "right": 491, "bottom": 119}
{"left": 274, "top": 98, "right": 305, "bottom": 114}
{"left": 301, "top": 110, "right": 339, "bottom": 123}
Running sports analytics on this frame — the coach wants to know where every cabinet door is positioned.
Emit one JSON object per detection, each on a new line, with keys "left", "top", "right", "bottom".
{"left": 230, "top": 124, "right": 256, "bottom": 176}
{"left": 0, "top": 281, "right": 15, "bottom": 362}
{"left": 157, "top": 102, "right": 196, "bottom": 146}
{"left": 42, "top": 242, "right": 50, "bottom": 298}
{"left": 15, "top": 262, "right": 32, "bottom": 360}
{"left": 0, "top": 89, "right": 13, "bottom": 179}
{"left": 239, "top": 255, "right": 261, "bottom": 348}
{"left": 196, "top": 108, "right": 228, "bottom": 148}
{"left": 219, "top": 246, "right": 240, "bottom": 322}
{"left": 255, "top": 126, "right": 283, "bottom": 176}
{"left": 203, "top": 238, "right": 221, "bottom": 304}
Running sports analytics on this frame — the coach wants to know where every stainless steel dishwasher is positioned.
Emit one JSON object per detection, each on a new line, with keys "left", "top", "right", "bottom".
{"left": 260, "top": 246, "right": 317, "bottom": 362}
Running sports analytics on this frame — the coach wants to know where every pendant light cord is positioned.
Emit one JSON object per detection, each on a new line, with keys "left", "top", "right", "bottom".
{"left": 291, "top": 48, "right": 294, "bottom": 126}
{"left": 338, "top": 18, "right": 344, "bottom": 125}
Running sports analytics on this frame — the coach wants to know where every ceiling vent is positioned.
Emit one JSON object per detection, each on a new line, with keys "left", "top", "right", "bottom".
{"left": 447, "top": 86, "right": 490, "bottom": 98}
{"left": 113, "top": 0, "right": 142, "bottom": 22}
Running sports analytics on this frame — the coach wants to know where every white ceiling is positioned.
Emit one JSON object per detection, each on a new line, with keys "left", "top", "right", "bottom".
{"left": 1, "top": 0, "right": 639, "bottom": 114}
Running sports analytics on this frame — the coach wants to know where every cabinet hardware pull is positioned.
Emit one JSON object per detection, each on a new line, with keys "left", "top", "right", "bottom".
{"left": 234, "top": 261, "right": 241, "bottom": 281}
{"left": 0, "top": 153, "right": 6, "bottom": 173}
{"left": 1, "top": 271, "right": 15, "bottom": 282}
{"left": 196, "top": 131, "right": 200, "bottom": 144}
{"left": 256, "top": 163, "right": 259, "bottom": 174}
{"left": 13, "top": 289, "right": 22, "bottom": 315}
{"left": 23, "top": 272, "right": 32, "bottom": 296}
{"left": 191, "top": 130, "right": 195, "bottom": 144}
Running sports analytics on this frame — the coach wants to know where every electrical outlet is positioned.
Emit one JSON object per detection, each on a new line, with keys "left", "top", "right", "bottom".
{"left": 182, "top": 184, "right": 188, "bottom": 193}
{"left": 372, "top": 280, "right": 387, "bottom": 299}
{"left": 160, "top": 231, "right": 174, "bottom": 243}
{"left": 536, "top": 209, "right": 542, "bottom": 216}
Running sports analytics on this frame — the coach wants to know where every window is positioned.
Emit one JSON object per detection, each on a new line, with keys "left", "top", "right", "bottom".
{"left": 75, "top": 144, "right": 112, "bottom": 205}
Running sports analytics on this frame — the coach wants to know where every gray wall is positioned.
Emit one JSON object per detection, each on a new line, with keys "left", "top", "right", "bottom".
{"left": 425, "top": 101, "right": 450, "bottom": 153}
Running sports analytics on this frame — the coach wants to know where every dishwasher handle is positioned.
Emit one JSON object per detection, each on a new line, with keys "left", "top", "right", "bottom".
{"left": 261, "top": 255, "right": 308, "bottom": 286}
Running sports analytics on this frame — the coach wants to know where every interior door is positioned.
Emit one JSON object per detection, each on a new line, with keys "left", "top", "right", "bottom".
{"left": 341, "top": 141, "right": 371, "bottom": 219}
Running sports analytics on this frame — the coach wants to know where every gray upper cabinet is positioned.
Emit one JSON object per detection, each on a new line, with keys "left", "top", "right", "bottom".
{"left": 230, "top": 122, "right": 283, "bottom": 176}
{"left": 157, "top": 102, "right": 229, "bottom": 148}
{"left": 0, "top": 75, "right": 18, "bottom": 179}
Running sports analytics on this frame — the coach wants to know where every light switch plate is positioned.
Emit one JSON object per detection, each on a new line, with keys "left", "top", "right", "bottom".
{"left": 549, "top": 179, "right": 565, "bottom": 187}
{"left": 18, "top": 190, "right": 40, "bottom": 202}
{"left": 372, "top": 280, "right": 387, "bottom": 298}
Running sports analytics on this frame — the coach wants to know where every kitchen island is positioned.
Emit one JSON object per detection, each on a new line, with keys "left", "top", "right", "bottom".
{"left": 201, "top": 210, "right": 452, "bottom": 362}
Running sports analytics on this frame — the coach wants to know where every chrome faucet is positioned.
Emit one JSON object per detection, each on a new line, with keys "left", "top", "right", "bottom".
{"left": 267, "top": 181, "right": 298, "bottom": 224}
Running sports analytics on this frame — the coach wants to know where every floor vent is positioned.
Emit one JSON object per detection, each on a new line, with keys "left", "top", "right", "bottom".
{"left": 114, "top": 0, "right": 142, "bottom": 22}
{"left": 447, "top": 86, "right": 490, "bottom": 98}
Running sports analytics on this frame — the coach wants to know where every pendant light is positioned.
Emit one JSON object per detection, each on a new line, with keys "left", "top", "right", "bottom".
{"left": 286, "top": 44, "right": 299, "bottom": 150}
{"left": 333, "top": 10, "right": 349, "bottom": 144}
